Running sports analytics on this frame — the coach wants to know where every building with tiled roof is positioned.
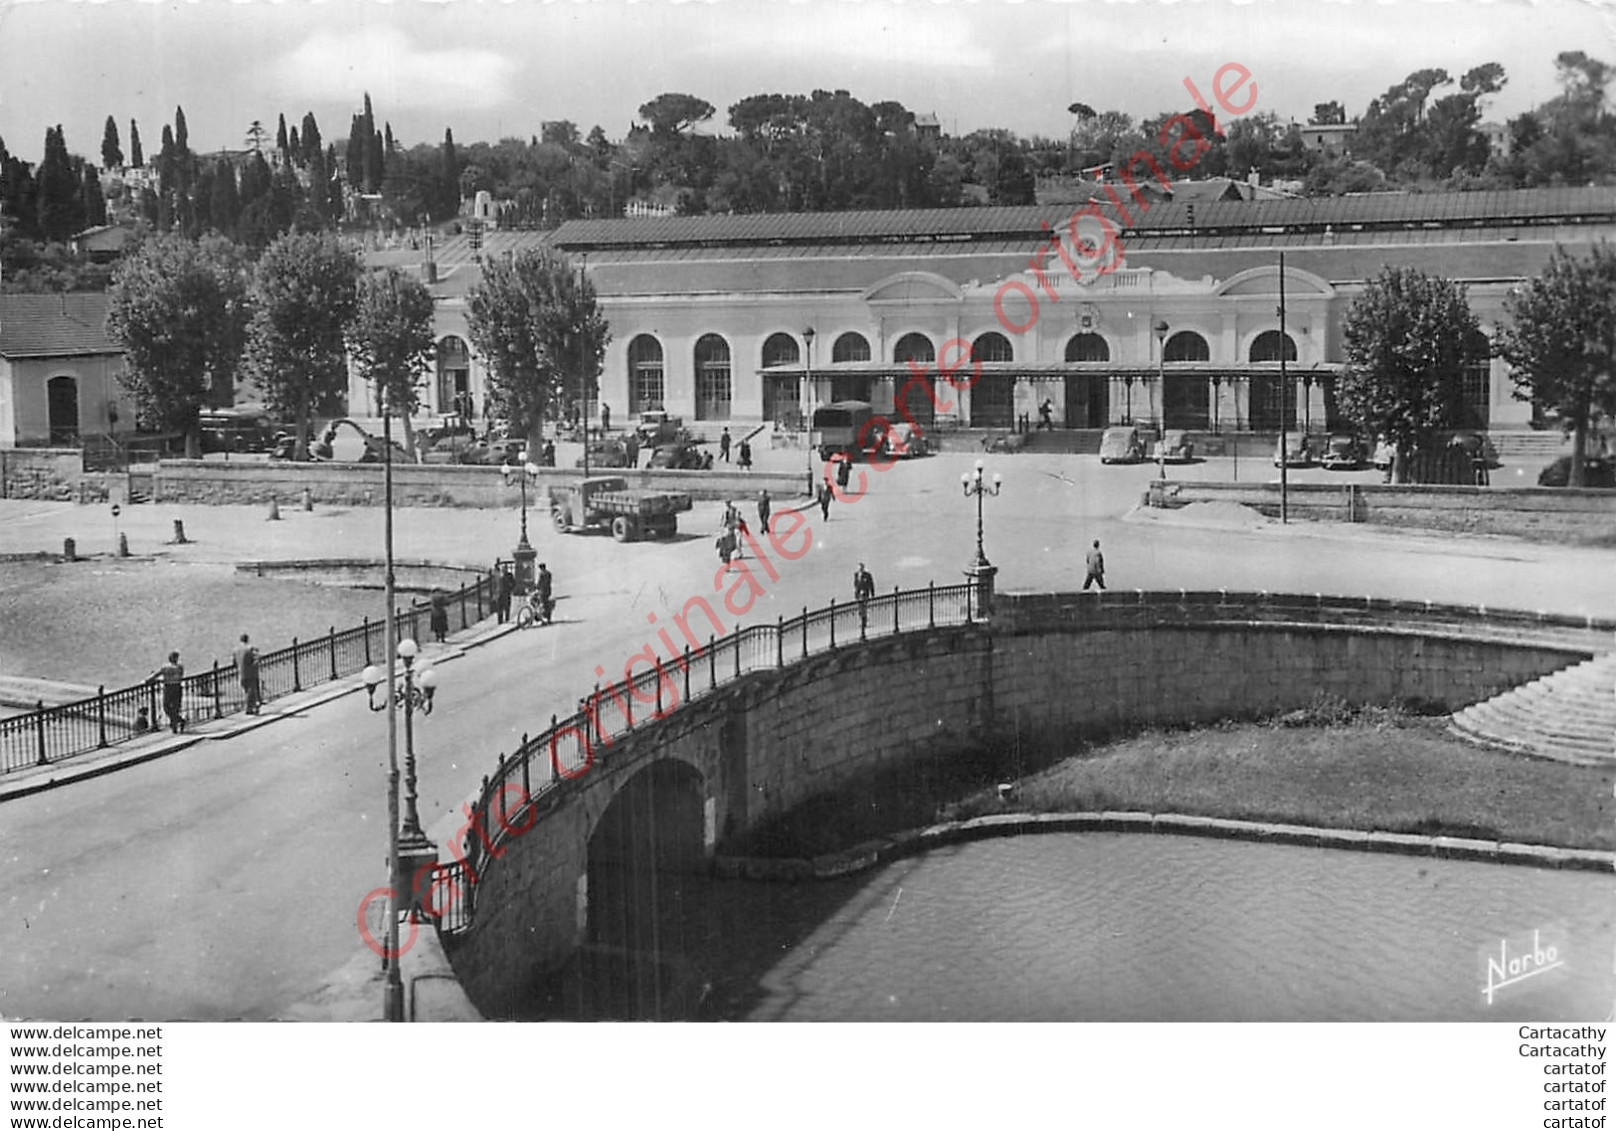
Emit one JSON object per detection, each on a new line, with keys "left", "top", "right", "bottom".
{"left": 357, "top": 186, "right": 1616, "bottom": 436}
{"left": 0, "top": 293, "right": 134, "bottom": 448}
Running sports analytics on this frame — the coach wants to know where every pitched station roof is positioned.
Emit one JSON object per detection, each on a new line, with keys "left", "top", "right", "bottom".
{"left": 552, "top": 187, "right": 1616, "bottom": 252}
{"left": 0, "top": 293, "right": 119, "bottom": 359}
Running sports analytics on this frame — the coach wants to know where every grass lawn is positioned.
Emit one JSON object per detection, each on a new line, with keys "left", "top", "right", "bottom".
{"left": 732, "top": 704, "right": 1614, "bottom": 858}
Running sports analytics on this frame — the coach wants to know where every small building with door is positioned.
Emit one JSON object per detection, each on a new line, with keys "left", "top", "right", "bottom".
{"left": 360, "top": 186, "right": 1616, "bottom": 440}
{"left": 0, "top": 293, "right": 134, "bottom": 449}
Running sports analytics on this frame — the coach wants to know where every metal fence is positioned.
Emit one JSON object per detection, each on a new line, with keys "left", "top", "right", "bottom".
{"left": 0, "top": 572, "right": 499, "bottom": 776}
{"left": 426, "top": 580, "right": 983, "bottom": 939}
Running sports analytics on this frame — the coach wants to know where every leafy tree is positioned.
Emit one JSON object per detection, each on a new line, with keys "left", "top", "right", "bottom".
{"left": 639, "top": 93, "right": 715, "bottom": 136}
{"left": 1338, "top": 265, "right": 1480, "bottom": 482}
{"left": 242, "top": 231, "right": 361, "bottom": 459}
{"left": 1310, "top": 101, "right": 1347, "bottom": 126}
{"left": 466, "top": 246, "right": 609, "bottom": 454}
{"left": 101, "top": 116, "right": 123, "bottom": 169}
{"left": 108, "top": 234, "right": 251, "bottom": 456}
{"left": 1499, "top": 244, "right": 1616, "bottom": 485}
{"left": 348, "top": 267, "right": 436, "bottom": 460}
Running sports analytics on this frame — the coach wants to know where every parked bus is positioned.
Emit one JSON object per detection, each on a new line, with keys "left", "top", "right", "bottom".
{"left": 810, "top": 400, "right": 885, "bottom": 461}
{"left": 198, "top": 407, "right": 278, "bottom": 454}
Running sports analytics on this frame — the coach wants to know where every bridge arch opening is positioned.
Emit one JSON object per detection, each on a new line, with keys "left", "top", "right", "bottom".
{"left": 582, "top": 757, "right": 708, "bottom": 1018}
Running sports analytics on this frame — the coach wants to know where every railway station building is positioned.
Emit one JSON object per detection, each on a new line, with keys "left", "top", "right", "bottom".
{"left": 362, "top": 186, "right": 1616, "bottom": 441}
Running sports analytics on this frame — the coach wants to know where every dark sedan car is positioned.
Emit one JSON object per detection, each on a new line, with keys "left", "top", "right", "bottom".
{"left": 1319, "top": 432, "right": 1366, "bottom": 470}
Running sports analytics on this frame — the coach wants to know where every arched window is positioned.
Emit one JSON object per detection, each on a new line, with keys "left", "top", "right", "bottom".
{"left": 1460, "top": 329, "right": 1491, "bottom": 429}
{"left": 893, "top": 333, "right": 935, "bottom": 365}
{"left": 694, "top": 334, "right": 732, "bottom": 420}
{"left": 1247, "top": 331, "right": 1297, "bottom": 363}
{"left": 1163, "top": 331, "right": 1211, "bottom": 363}
{"left": 971, "top": 331, "right": 1013, "bottom": 363}
{"left": 1065, "top": 333, "right": 1110, "bottom": 362}
{"left": 628, "top": 335, "right": 665, "bottom": 413}
{"left": 761, "top": 332, "right": 799, "bottom": 369}
{"left": 436, "top": 335, "right": 472, "bottom": 416}
{"left": 832, "top": 332, "right": 871, "bottom": 363}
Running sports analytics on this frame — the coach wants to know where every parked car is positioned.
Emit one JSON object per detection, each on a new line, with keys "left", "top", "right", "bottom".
{"left": 879, "top": 421, "right": 929, "bottom": 459}
{"left": 1537, "top": 455, "right": 1616, "bottom": 488}
{"left": 634, "top": 409, "right": 685, "bottom": 448}
{"left": 647, "top": 440, "right": 711, "bottom": 470}
{"left": 199, "top": 408, "right": 278, "bottom": 454}
{"left": 575, "top": 436, "right": 635, "bottom": 469}
{"left": 421, "top": 433, "right": 482, "bottom": 464}
{"left": 1273, "top": 434, "right": 1313, "bottom": 468}
{"left": 1098, "top": 426, "right": 1146, "bottom": 464}
{"left": 461, "top": 438, "right": 528, "bottom": 466}
{"left": 1319, "top": 432, "right": 1366, "bottom": 470}
{"left": 1153, "top": 430, "right": 1194, "bottom": 463}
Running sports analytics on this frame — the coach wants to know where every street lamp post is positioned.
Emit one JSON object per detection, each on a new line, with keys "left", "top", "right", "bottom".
{"left": 1153, "top": 320, "right": 1169, "bottom": 479}
{"left": 378, "top": 390, "right": 404, "bottom": 1023}
{"left": 802, "top": 327, "right": 816, "bottom": 483}
{"left": 960, "top": 458, "right": 1002, "bottom": 618}
{"left": 363, "top": 642, "right": 439, "bottom": 917}
{"left": 502, "top": 454, "right": 541, "bottom": 592}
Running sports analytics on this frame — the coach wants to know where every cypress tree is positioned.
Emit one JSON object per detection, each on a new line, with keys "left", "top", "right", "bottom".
{"left": 174, "top": 106, "right": 188, "bottom": 154}
{"left": 80, "top": 161, "right": 107, "bottom": 227}
{"left": 300, "top": 112, "right": 322, "bottom": 168}
{"left": 366, "top": 130, "right": 383, "bottom": 192}
{"left": 101, "top": 116, "right": 123, "bottom": 169}
{"left": 440, "top": 128, "right": 459, "bottom": 219}
{"left": 346, "top": 115, "right": 364, "bottom": 188}
{"left": 36, "top": 125, "right": 83, "bottom": 241}
{"left": 288, "top": 126, "right": 300, "bottom": 165}
{"left": 276, "top": 114, "right": 289, "bottom": 155}
{"left": 129, "top": 120, "right": 143, "bottom": 167}
{"left": 210, "top": 160, "right": 241, "bottom": 235}
{"left": 325, "top": 143, "right": 343, "bottom": 219}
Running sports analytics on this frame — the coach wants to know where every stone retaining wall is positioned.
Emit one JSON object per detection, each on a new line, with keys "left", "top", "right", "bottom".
{"left": 154, "top": 460, "right": 810, "bottom": 508}
{"left": 445, "top": 592, "right": 1606, "bottom": 1014}
{"left": 1146, "top": 479, "right": 1616, "bottom": 542}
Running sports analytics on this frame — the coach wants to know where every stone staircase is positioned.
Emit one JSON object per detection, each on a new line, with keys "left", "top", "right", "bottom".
{"left": 1489, "top": 430, "right": 1570, "bottom": 470}
{"left": 1450, "top": 654, "right": 1616, "bottom": 765}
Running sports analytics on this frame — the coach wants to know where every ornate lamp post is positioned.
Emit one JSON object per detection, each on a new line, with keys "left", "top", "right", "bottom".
{"left": 960, "top": 458, "right": 1002, "bottom": 618}
{"left": 501, "top": 454, "right": 541, "bottom": 592}
{"left": 1122, "top": 373, "right": 1136, "bottom": 424}
{"left": 1153, "top": 320, "right": 1170, "bottom": 478}
{"left": 363, "top": 640, "right": 439, "bottom": 911}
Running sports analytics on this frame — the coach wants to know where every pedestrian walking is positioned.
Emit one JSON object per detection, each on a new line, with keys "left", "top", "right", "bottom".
{"left": 601, "top": 402, "right": 612, "bottom": 433}
{"left": 152, "top": 651, "right": 185, "bottom": 734}
{"left": 719, "top": 427, "right": 732, "bottom": 463}
{"left": 835, "top": 456, "right": 852, "bottom": 492}
{"left": 853, "top": 562, "right": 876, "bottom": 630}
{"left": 625, "top": 432, "right": 640, "bottom": 468}
{"left": 497, "top": 564, "right": 515, "bottom": 624}
{"left": 738, "top": 437, "right": 753, "bottom": 471}
{"left": 1083, "top": 539, "right": 1106, "bottom": 591}
{"left": 716, "top": 529, "right": 735, "bottom": 565}
{"left": 541, "top": 439, "right": 556, "bottom": 467}
{"left": 757, "top": 489, "right": 772, "bottom": 534}
{"left": 1039, "top": 398, "right": 1054, "bottom": 431}
{"left": 430, "top": 589, "right": 450, "bottom": 643}
{"left": 232, "top": 633, "right": 262, "bottom": 715}
{"left": 536, "top": 562, "right": 554, "bottom": 625}
{"left": 816, "top": 478, "right": 833, "bottom": 521}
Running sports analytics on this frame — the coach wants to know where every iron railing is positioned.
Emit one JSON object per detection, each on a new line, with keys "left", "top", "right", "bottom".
{"left": 0, "top": 572, "right": 499, "bottom": 776}
{"left": 426, "top": 580, "right": 984, "bottom": 938}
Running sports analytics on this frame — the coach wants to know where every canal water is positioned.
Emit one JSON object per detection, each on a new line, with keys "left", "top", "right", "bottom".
{"left": 613, "top": 833, "right": 1614, "bottom": 1022}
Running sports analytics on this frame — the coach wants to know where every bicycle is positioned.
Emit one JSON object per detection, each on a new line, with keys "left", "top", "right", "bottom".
{"left": 516, "top": 590, "right": 555, "bottom": 629}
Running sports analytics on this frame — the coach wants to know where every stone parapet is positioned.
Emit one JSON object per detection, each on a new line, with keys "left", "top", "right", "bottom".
{"left": 1146, "top": 479, "right": 1616, "bottom": 542}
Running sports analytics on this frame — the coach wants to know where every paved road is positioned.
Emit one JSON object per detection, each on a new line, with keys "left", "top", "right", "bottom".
{"left": 1, "top": 452, "right": 1611, "bottom": 1020}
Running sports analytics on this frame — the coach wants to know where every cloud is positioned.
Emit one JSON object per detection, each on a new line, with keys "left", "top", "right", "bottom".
{"left": 691, "top": 4, "right": 995, "bottom": 69}
{"left": 267, "top": 27, "right": 517, "bottom": 112}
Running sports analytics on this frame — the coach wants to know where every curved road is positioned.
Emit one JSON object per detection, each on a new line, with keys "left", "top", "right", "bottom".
{"left": 2, "top": 453, "right": 1611, "bottom": 1019}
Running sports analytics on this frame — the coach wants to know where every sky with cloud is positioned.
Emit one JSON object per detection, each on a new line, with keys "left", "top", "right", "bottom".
{"left": 0, "top": 0, "right": 1611, "bottom": 163}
